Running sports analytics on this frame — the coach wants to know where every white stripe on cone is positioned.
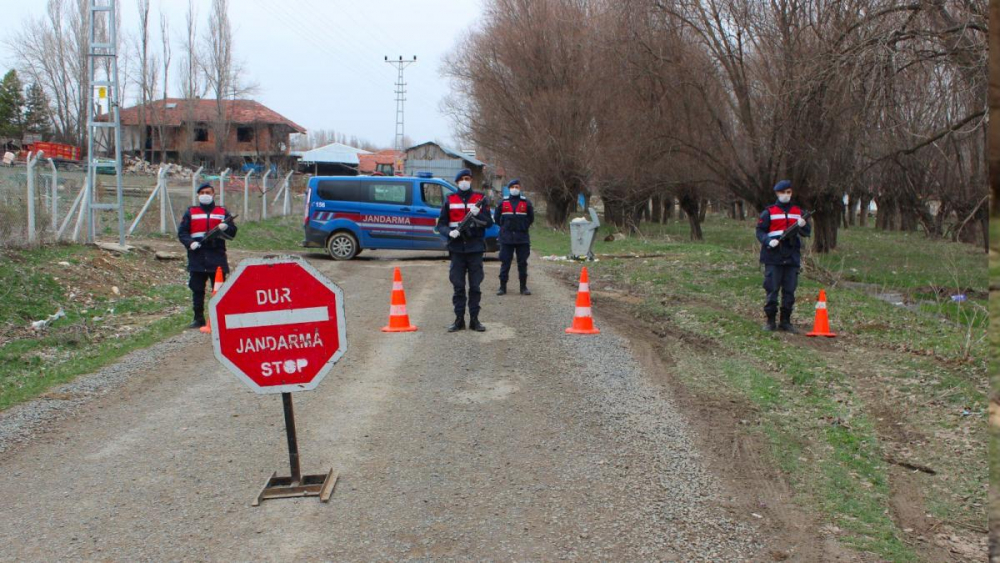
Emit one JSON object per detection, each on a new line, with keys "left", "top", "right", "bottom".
{"left": 816, "top": 301, "right": 827, "bottom": 309}
{"left": 390, "top": 305, "right": 408, "bottom": 316}
{"left": 575, "top": 307, "right": 592, "bottom": 317}
{"left": 579, "top": 283, "right": 590, "bottom": 293}
{"left": 392, "top": 282, "right": 404, "bottom": 291}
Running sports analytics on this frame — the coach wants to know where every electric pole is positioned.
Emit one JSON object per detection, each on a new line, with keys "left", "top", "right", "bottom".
{"left": 384, "top": 56, "right": 417, "bottom": 153}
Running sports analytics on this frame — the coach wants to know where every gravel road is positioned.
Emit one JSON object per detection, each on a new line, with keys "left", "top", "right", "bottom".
{"left": 0, "top": 251, "right": 766, "bottom": 560}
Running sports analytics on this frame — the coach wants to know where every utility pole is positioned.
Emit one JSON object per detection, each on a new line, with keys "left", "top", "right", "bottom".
{"left": 384, "top": 56, "right": 416, "bottom": 153}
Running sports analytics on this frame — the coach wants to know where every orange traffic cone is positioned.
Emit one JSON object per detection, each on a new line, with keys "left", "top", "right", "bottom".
{"left": 806, "top": 289, "right": 836, "bottom": 337}
{"left": 566, "top": 267, "right": 600, "bottom": 335}
{"left": 381, "top": 267, "right": 418, "bottom": 332}
{"left": 200, "top": 267, "right": 225, "bottom": 334}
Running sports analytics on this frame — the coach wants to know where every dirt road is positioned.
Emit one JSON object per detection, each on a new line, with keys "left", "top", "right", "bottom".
{"left": 1, "top": 252, "right": 769, "bottom": 560}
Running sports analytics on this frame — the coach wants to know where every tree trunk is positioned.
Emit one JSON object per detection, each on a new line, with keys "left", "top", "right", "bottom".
{"left": 544, "top": 190, "right": 574, "bottom": 228}
{"left": 858, "top": 197, "right": 870, "bottom": 226}
{"left": 810, "top": 198, "right": 841, "bottom": 253}
{"left": 678, "top": 193, "right": 703, "bottom": 241}
{"left": 698, "top": 198, "right": 708, "bottom": 222}
{"left": 651, "top": 195, "right": 663, "bottom": 223}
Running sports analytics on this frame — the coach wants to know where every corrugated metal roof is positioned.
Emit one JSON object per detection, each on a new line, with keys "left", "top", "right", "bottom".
{"left": 295, "top": 142, "right": 372, "bottom": 165}
{"left": 405, "top": 141, "right": 484, "bottom": 167}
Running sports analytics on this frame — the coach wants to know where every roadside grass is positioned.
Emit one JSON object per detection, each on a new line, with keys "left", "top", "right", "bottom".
{"left": 0, "top": 215, "right": 305, "bottom": 411}
{"left": 989, "top": 217, "right": 999, "bottom": 555}
{"left": 533, "top": 214, "right": 987, "bottom": 562}
{"left": 0, "top": 245, "right": 189, "bottom": 411}
{"left": 227, "top": 215, "right": 305, "bottom": 252}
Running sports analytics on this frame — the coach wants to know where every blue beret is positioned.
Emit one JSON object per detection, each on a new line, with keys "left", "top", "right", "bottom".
{"left": 506, "top": 179, "right": 521, "bottom": 189}
{"left": 197, "top": 182, "right": 214, "bottom": 193}
{"left": 455, "top": 168, "right": 472, "bottom": 182}
{"left": 773, "top": 180, "right": 792, "bottom": 192}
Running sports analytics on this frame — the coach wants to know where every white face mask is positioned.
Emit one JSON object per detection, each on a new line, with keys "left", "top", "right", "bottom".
{"left": 509, "top": 188, "right": 520, "bottom": 197}
{"left": 458, "top": 180, "right": 471, "bottom": 191}
{"left": 777, "top": 193, "right": 792, "bottom": 204}
{"left": 198, "top": 194, "right": 214, "bottom": 205}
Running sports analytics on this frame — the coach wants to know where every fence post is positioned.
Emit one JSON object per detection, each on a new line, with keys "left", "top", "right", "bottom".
{"left": 48, "top": 158, "right": 58, "bottom": 232}
{"left": 191, "top": 166, "right": 205, "bottom": 205}
{"left": 261, "top": 168, "right": 272, "bottom": 221}
{"left": 282, "top": 171, "right": 293, "bottom": 216}
{"left": 26, "top": 151, "right": 42, "bottom": 244}
{"left": 244, "top": 170, "right": 253, "bottom": 220}
{"left": 161, "top": 166, "right": 172, "bottom": 234}
{"left": 219, "top": 168, "right": 231, "bottom": 207}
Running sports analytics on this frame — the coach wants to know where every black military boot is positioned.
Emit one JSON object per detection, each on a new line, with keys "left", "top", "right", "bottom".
{"left": 497, "top": 283, "right": 507, "bottom": 296}
{"left": 447, "top": 316, "right": 466, "bottom": 332}
{"left": 778, "top": 308, "right": 797, "bottom": 333}
{"left": 469, "top": 315, "right": 486, "bottom": 332}
{"left": 763, "top": 312, "right": 777, "bottom": 332}
{"left": 189, "top": 306, "right": 206, "bottom": 329}
{"left": 519, "top": 282, "right": 531, "bottom": 296}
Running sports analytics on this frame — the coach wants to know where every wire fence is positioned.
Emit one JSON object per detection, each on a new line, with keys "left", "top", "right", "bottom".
{"left": 0, "top": 162, "right": 309, "bottom": 248}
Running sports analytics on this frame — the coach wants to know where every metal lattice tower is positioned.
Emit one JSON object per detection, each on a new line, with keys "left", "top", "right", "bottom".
{"left": 84, "top": 0, "right": 126, "bottom": 245}
{"left": 384, "top": 56, "right": 417, "bottom": 153}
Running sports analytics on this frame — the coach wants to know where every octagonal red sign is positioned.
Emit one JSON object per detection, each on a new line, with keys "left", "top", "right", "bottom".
{"left": 209, "top": 257, "right": 347, "bottom": 394}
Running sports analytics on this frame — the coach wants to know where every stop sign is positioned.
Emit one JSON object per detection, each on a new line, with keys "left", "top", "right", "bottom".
{"left": 209, "top": 257, "right": 347, "bottom": 394}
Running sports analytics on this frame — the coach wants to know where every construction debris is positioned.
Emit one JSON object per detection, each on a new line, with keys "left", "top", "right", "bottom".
{"left": 154, "top": 251, "right": 181, "bottom": 261}
{"left": 30, "top": 308, "right": 66, "bottom": 331}
{"left": 95, "top": 242, "right": 134, "bottom": 254}
{"left": 123, "top": 156, "right": 199, "bottom": 179}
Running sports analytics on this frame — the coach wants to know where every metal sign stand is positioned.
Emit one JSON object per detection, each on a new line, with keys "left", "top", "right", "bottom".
{"left": 252, "top": 392, "right": 337, "bottom": 506}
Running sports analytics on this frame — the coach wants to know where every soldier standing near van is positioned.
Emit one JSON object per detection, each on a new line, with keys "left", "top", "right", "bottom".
{"left": 756, "top": 180, "right": 810, "bottom": 332}
{"left": 494, "top": 179, "right": 534, "bottom": 295}
{"left": 438, "top": 168, "right": 494, "bottom": 332}
{"left": 178, "top": 182, "right": 237, "bottom": 329}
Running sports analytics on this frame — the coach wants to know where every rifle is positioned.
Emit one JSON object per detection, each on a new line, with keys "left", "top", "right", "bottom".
{"left": 767, "top": 211, "right": 815, "bottom": 250}
{"left": 455, "top": 195, "right": 491, "bottom": 239}
{"left": 202, "top": 213, "right": 239, "bottom": 243}
{"left": 774, "top": 209, "right": 813, "bottom": 244}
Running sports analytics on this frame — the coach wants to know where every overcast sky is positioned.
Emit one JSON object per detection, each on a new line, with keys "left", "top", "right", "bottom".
{"left": 0, "top": 0, "right": 481, "bottom": 149}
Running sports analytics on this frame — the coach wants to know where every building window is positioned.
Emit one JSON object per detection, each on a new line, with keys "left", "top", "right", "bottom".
{"left": 237, "top": 127, "right": 254, "bottom": 143}
{"left": 194, "top": 127, "right": 208, "bottom": 142}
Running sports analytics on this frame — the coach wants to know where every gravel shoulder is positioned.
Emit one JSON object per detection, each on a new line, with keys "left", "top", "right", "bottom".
{"left": 1, "top": 251, "right": 769, "bottom": 560}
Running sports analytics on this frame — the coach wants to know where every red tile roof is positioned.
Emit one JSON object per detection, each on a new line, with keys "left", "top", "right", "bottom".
{"left": 358, "top": 150, "right": 404, "bottom": 173}
{"left": 108, "top": 98, "right": 306, "bottom": 133}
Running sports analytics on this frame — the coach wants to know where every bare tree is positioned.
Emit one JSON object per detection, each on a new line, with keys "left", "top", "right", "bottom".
{"left": 201, "top": 0, "right": 255, "bottom": 169}
{"left": 157, "top": 9, "right": 172, "bottom": 163}
{"left": 444, "top": 0, "right": 599, "bottom": 227}
{"left": 134, "top": 0, "right": 158, "bottom": 162}
{"left": 5, "top": 0, "right": 90, "bottom": 147}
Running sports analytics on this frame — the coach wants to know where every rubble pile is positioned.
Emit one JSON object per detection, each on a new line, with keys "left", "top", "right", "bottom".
{"left": 123, "top": 156, "right": 198, "bottom": 179}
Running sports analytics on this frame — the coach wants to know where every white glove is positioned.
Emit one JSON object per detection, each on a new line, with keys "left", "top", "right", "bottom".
{"left": 797, "top": 218, "right": 806, "bottom": 228}
{"left": 190, "top": 241, "right": 201, "bottom": 250}
{"left": 768, "top": 239, "right": 779, "bottom": 248}
{"left": 449, "top": 230, "right": 460, "bottom": 239}
{"left": 218, "top": 222, "right": 229, "bottom": 231}
{"left": 470, "top": 205, "right": 480, "bottom": 216}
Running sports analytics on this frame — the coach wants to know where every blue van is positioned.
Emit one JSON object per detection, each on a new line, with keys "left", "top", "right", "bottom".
{"left": 303, "top": 175, "right": 501, "bottom": 260}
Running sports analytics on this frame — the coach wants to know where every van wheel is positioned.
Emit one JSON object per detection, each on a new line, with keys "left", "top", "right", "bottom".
{"left": 327, "top": 232, "right": 359, "bottom": 260}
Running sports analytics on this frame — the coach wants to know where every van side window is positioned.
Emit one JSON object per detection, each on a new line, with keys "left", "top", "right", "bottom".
{"left": 421, "top": 182, "right": 444, "bottom": 208}
{"left": 368, "top": 182, "right": 412, "bottom": 205}
{"left": 317, "top": 180, "right": 362, "bottom": 202}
